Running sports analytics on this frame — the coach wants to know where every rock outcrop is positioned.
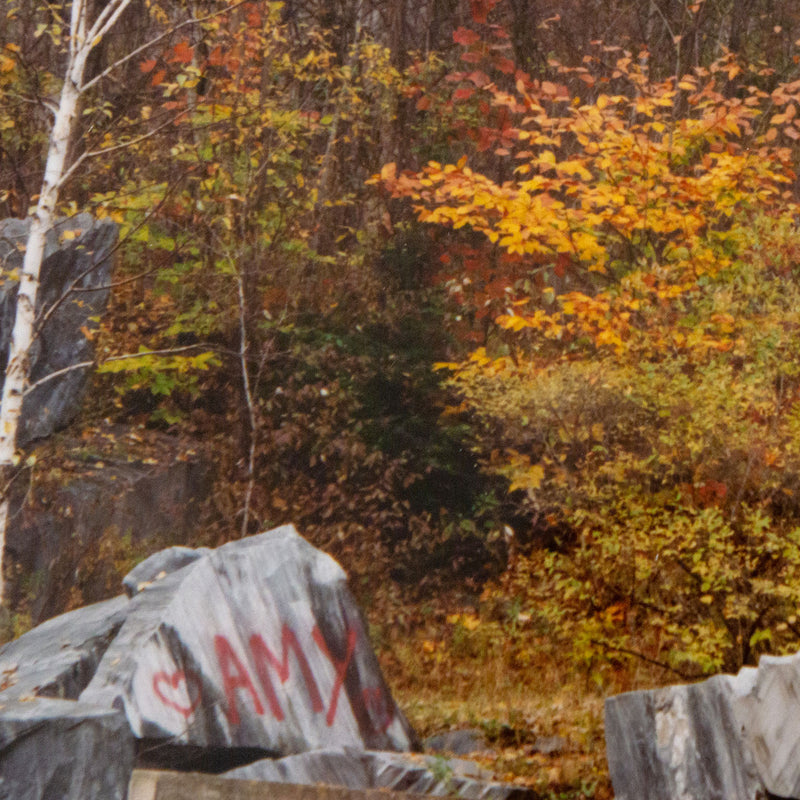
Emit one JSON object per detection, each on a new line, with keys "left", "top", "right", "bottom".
{"left": 0, "top": 214, "right": 117, "bottom": 444}
{"left": 0, "top": 525, "right": 530, "bottom": 800}
{"left": 605, "top": 652, "right": 800, "bottom": 800}
{"left": 5, "top": 427, "right": 214, "bottom": 624}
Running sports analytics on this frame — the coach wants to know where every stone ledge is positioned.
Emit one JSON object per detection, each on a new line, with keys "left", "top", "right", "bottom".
{"left": 129, "top": 769, "right": 431, "bottom": 800}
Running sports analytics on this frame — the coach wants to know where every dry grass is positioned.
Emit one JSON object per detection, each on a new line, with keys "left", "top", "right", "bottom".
{"left": 365, "top": 589, "right": 677, "bottom": 800}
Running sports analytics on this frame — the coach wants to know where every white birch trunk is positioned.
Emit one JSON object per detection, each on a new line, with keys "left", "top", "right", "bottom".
{"left": 0, "top": 0, "right": 131, "bottom": 607}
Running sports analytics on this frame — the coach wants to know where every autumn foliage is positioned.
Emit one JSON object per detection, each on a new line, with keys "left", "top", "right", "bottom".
{"left": 8, "top": 3, "right": 800, "bottom": 768}
{"left": 379, "top": 34, "right": 800, "bottom": 676}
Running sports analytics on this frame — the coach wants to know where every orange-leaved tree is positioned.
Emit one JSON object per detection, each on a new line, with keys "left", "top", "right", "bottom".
{"left": 378, "top": 34, "right": 800, "bottom": 678}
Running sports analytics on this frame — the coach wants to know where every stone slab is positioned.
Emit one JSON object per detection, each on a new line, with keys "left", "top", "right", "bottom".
{"left": 130, "top": 769, "right": 431, "bottom": 800}
{"left": 604, "top": 673, "right": 763, "bottom": 800}
{"left": 225, "top": 748, "right": 530, "bottom": 800}
{"left": 732, "top": 651, "right": 800, "bottom": 797}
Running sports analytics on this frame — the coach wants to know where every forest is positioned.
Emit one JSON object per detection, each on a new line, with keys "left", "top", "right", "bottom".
{"left": 4, "top": 0, "right": 800, "bottom": 796}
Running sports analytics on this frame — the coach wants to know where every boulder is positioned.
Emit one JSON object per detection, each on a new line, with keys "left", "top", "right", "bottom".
{"left": 424, "top": 728, "right": 491, "bottom": 756}
{"left": 0, "top": 214, "right": 117, "bottom": 445}
{"left": 0, "top": 594, "right": 129, "bottom": 700}
{"left": 0, "top": 696, "right": 134, "bottom": 800}
{"left": 81, "top": 525, "right": 421, "bottom": 755}
{"left": 606, "top": 651, "right": 800, "bottom": 799}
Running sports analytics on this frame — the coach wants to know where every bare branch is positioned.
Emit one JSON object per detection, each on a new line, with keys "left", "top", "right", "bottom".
{"left": 23, "top": 344, "right": 219, "bottom": 396}
{"left": 85, "top": 0, "right": 135, "bottom": 49}
{"left": 80, "top": 1, "right": 249, "bottom": 93}
{"left": 56, "top": 110, "right": 187, "bottom": 191}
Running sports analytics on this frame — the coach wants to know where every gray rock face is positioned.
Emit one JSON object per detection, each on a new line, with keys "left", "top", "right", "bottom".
{"left": 733, "top": 653, "right": 800, "bottom": 797}
{"left": 225, "top": 748, "right": 532, "bottom": 800}
{"left": 81, "top": 525, "right": 420, "bottom": 754}
{"left": 123, "top": 545, "right": 211, "bottom": 597}
{"left": 0, "top": 594, "right": 129, "bottom": 700}
{"left": 6, "top": 436, "right": 213, "bottom": 624}
{"left": 605, "top": 674, "right": 763, "bottom": 800}
{"left": 1, "top": 525, "right": 445, "bottom": 798}
{"left": 0, "top": 595, "right": 134, "bottom": 799}
{"left": 603, "top": 649, "right": 800, "bottom": 800}
{"left": 0, "top": 214, "right": 117, "bottom": 444}
{"left": 0, "top": 697, "right": 134, "bottom": 800}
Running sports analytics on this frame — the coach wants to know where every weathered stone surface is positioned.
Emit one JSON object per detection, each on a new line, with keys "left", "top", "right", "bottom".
{"left": 225, "top": 748, "right": 532, "bottom": 800}
{"left": 0, "top": 696, "right": 134, "bottom": 800}
{"left": 732, "top": 652, "right": 800, "bottom": 797}
{"left": 369, "top": 751, "right": 528, "bottom": 799}
{"left": 6, "top": 433, "right": 213, "bottom": 624}
{"left": 604, "top": 672, "right": 764, "bottom": 800}
{"left": 225, "top": 747, "right": 373, "bottom": 788}
{"left": 123, "top": 545, "right": 211, "bottom": 597}
{"left": 0, "top": 214, "right": 117, "bottom": 445}
{"left": 81, "top": 525, "right": 421, "bottom": 755}
{"left": 0, "top": 594, "right": 129, "bottom": 700}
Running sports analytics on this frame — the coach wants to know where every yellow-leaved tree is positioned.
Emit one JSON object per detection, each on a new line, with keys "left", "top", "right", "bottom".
{"left": 379, "top": 43, "right": 800, "bottom": 677}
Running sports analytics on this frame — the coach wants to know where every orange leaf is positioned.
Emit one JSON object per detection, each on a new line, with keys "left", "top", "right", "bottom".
{"left": 453, "top": 27, "right": 480, "bottom": 47}
{"left": 139, "top": 58, "right": 157, "bottom": 73}
{"left": 170, "top": 40, "right": 194, "bottom": 65}
{"left": 380, "top": 162, "right": 396, "bottom": 182}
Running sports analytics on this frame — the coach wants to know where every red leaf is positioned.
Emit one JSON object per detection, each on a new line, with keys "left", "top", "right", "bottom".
{"left": 494, "top": 57, "right": 516, "bottom": 74}
{"left": 170, "top": 40, "right": 194, "bottom": 65}
{"left": 416, "top": 95, "right": 431, "bottom": 111}
{"left": 139, "top": 58, "right": 157, "bottom": 74}
{"left": 150, "top": 69, "right": 166, "bottom": 87}
{"left": 461, "top": 52, "right": 484, "bottom": 64}
{"left": 477, "top": 127, "right": 494, "bottom": 151}
{"left": 207, "top": 46, "right": 224, "bottom": 67}
{"left": 554, "top": 253, "right": 570, "bottom": 277}
{"left": 453, "top": 27, "right": 481, "bottom": 46}
{"left": 470, "top": 0, "right": 500, "bottom": 24}
{"left": 454, "top": 87, "right": 475, "bottom": 101}
{"left": 468, "top": 70, "right": 491, "bottom": 87}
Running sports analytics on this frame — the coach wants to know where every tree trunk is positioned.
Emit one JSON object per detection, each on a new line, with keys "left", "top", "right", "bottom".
{"left": 0, "top": 0, "right": 131, "bottom": 607}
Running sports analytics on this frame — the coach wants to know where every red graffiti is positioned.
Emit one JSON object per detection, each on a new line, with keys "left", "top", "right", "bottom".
{"left": 153, "top": 621, "right": 388, "bottom": 733}
{"left": 249, "top": 627, "right": 324, "bottom": 721}
{"left": 312, "top": 625, "right": 356, "bottom": 726}
{"left": 211, "top": 623, "right": 357, "bottom": 727}
{"left": 214, "top": 634, "right": 265, "bottom": 725}
{"left": 152, "top": 669, "right": 202, "bottom": 718}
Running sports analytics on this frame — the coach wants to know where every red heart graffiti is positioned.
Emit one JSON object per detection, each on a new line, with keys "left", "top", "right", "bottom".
{"left": 362, "top": 687, "right": 394, "bottom": 733}
{"left": 152, "top": 670, "right": 202, "bottom": 718}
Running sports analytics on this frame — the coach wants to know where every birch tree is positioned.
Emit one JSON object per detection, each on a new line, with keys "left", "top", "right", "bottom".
{"left": 0, "top": 0, "right": 138, "bottom": 606}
